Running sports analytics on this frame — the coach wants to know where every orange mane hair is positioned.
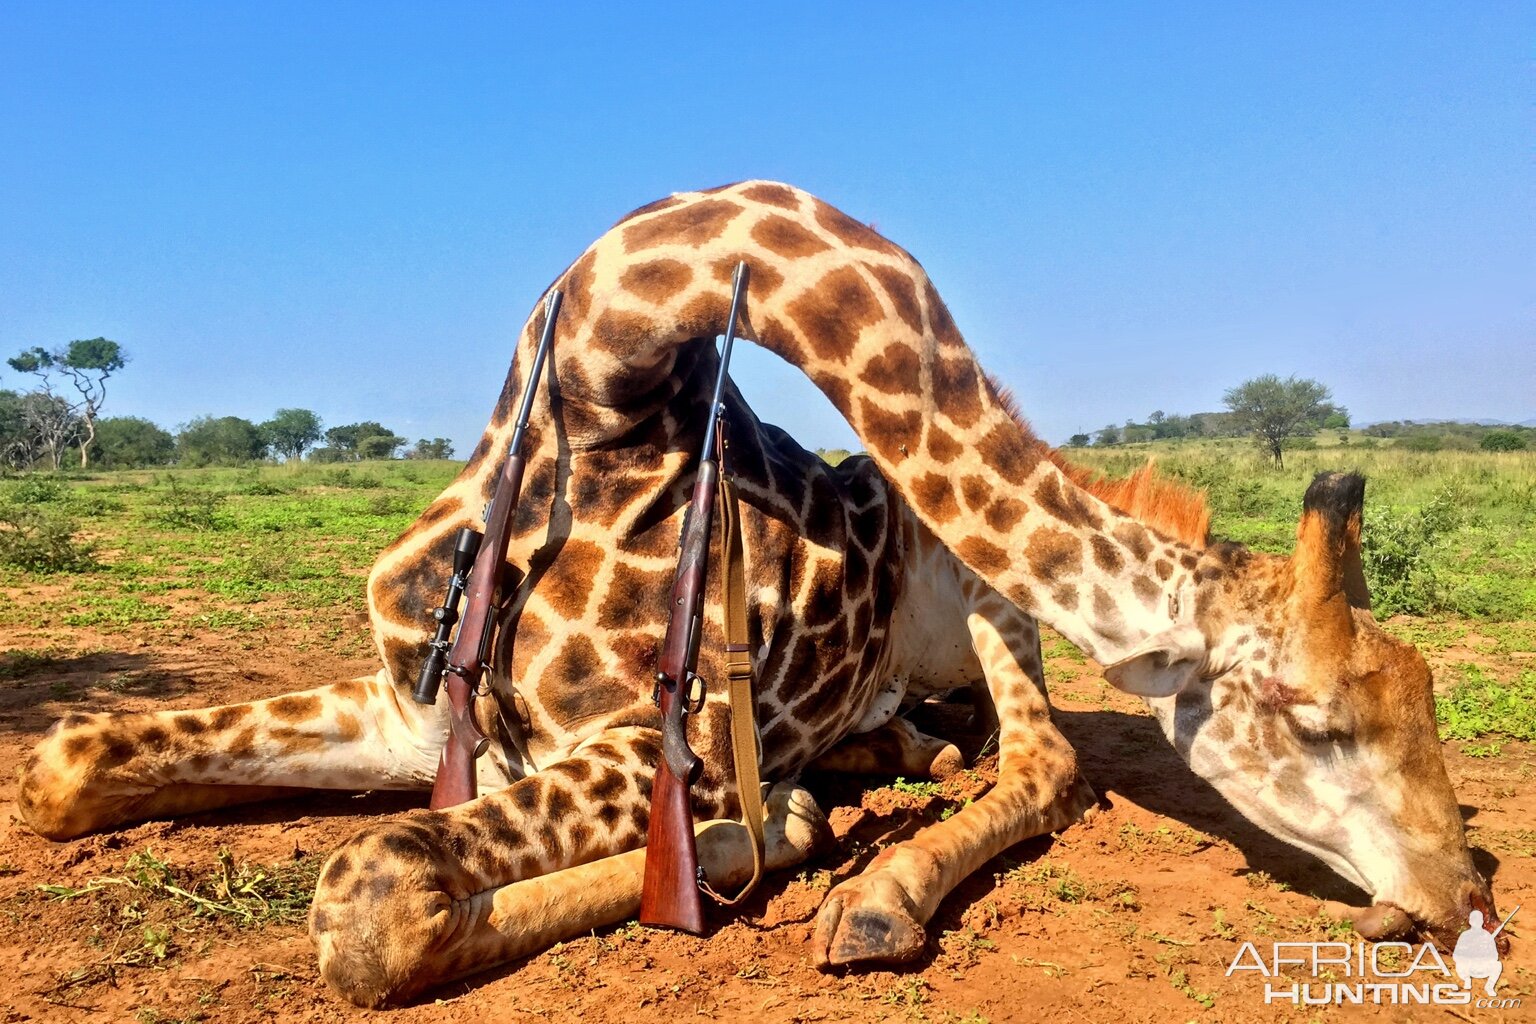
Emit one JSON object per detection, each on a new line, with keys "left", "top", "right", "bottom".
{"left": 985, "top": 374, "right": 1211, "bottom": 549}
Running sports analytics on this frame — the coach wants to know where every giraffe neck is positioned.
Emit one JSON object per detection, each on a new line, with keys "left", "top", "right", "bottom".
{"left": 462, "top": 182, "right": 1205, "bottom": 667}
{"left": 869, "top": 415, "right": 1201, "bottom": 667}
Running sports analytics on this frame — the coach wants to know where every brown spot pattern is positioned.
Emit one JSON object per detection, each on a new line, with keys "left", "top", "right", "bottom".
{"left": 589, "top": 309, "right": 660, "bottom": 356}
{"left": 959, "top": 475, "right": 991, "bottom": 512}
{"left": 932, "top": 355, "right": 983, "bottom": 428}
{"left": 911, "top": 473, "right": 960, "bottom": 522}
{"left": 858, "top": 343, "right": 920, "bottom": 394}
{"left": 621, "top": 198, "right": 742, "bottom": 252}
{"left": 542, "top": 539, "right": 605, "bottom": 619}
{"left": 811, "top": 199, "right": 900, "bottom": 256}
{"left": 985, "top": 497, "right": 1027, "bottom": 532}
{"left": 1025, "top": 528, "right": 1084, "bottom": 582}
{"left": 1113, "top": 523, "right": 1154, "bottom": 561}
{"left": 867, "top": 263, "right": 923, "bottom": 332}
{"left": 1090, "top": 535, "right": 1123, "bottom": 574}
{"left": 751, "top": 214, "right": 832, "bottom": 259}
{"left": 925, "top": 424, "right": 962, "bottom": 464}
{"left": 923, "top": 279, "right": 965, "bottom": 348}
{"left": 976, "top": 421, "right": 1037, "bottom": 485}
{"left": 785, "top": 266, "right": 883, "bottom": 363}
{"left": 958, "top": 536, "right": 1011, "bottom": 577}
{"left": 856, "top": 400, "right": 922, "bottom": 463}
{"left": 620, "top": 259, "right": 693, "bottom": 304}
{"left": 739, "top": 182, "right": 801, "bottom": 209}
{"left": 1035, "top": 474, "right": 1105, "bottom": 531}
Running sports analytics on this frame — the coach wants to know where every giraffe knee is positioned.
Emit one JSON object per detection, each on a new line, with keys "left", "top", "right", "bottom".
{"left": 310, "top": 818, "right": 462, "bottom": 1008}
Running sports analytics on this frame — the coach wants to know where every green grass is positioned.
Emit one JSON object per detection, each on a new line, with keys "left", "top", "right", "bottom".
{"left": 1068, "top": 441, "right": 1536, "bottom": 620}
{"left": 0, "top": 459, "right": 460, "bottom": 654}
{"left": 39, "top": 847, "right": 321, "bottom": 928}
{"left": 1436, "top": 665, "right": 1536, "bottom": 742}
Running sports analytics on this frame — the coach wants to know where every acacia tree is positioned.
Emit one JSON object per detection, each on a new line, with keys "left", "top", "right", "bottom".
{"left": 1223, "top": 374, "right": 1342, "bottom": 467}
{"left": 7, "top": 338, "right": 127, "bottom": 468}
{"left": 260, "top": 408, "right": 324, "bottom": 461}
{"left": 324, "top": 421, "right": 406, "bottom": 461}
{"left": 407, "top": 437, "right": 455, "bottom": 460}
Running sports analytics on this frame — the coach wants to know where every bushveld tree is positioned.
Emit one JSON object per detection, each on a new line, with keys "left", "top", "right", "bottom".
{"left": 176, "top": 415, "right": 267, "bottom": 466}
{"left": 91, "top": 416, "right": 175, "bottom": 468}
{"left": 7, "top": 338, "right": 127, "bottom": 468}
{"left": 407, "top": 437, "right": 455, "bottom": 460}
{"left": 1094, "top": 424, "right": 1120, "bottom": 447}
{"left": 1481, "top": 430, "right": 1527, "bottom": 452}
{"left": 324, "top": 421, "right": 406, "bottom": 461}
{"left": 1223, "top": 374, "right": 1343, "bottom": 468}
{"left": 17, "top": 393, "right": 82, "bottom": 470}
{"left": 260, "top": 408, "right": 324, "bottom": 461}
{"left": 1067, "top": 433, "right": 1091, "bottom": 448}
{"left": 0, "top": 390, "right": 76, "bottom": 470}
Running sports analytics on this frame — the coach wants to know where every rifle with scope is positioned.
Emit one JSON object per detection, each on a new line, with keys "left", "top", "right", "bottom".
{"left": 411, "top": 289, "right": 562, "bottom": 809}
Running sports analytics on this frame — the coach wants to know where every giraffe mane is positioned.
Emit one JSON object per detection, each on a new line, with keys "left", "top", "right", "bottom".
{"left": 985, "top": 374, "right": 1211, "bottom": 549}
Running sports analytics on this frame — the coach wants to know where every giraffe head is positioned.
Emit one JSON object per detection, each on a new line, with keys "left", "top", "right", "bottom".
{"left": 1109, "top": 471, "right": 1496, "bottom": 948}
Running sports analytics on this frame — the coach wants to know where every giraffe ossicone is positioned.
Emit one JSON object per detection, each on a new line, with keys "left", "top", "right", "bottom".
{"left": 17, "top": 182, "right": 1500, "bottom": 1007}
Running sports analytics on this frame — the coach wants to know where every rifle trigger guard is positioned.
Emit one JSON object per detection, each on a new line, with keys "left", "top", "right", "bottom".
{"left": 683, "top": 672, "right": 706, "bottom": 715}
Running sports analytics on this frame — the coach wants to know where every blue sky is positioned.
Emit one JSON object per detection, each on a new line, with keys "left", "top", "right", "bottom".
{"left": 2, "top": 3, "right": 1531, "bottom": 453}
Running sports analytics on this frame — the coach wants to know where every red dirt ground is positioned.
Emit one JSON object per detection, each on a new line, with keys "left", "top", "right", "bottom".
{"left": 0, "top": 624, "right": 1531, "bottom": 1023}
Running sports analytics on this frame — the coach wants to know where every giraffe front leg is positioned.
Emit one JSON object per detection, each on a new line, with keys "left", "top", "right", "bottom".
{"left": 18, "top": 671, "right": 444, "bottom": 840}
{"left": 309, "top": 727, "right": 831, "bottom": 1008}
{"left": 811, "top": 604, "right": 1097, "bottom": 968}
{"left": 808, "top": 715, "right": 965, "bottom": 780}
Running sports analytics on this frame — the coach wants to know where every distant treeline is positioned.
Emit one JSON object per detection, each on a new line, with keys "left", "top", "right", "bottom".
{"left": 1066, "top": 410, "right": 1272, "bottom": 448}
{"left": 1069, "top": 411, "right": 1529, "bottom": 453}
{"left": 0, "top": 394, "right": 455, "bottom": 470}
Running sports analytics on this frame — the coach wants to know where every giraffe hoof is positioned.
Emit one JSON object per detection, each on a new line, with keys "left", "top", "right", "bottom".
{"left": 812, "top": 877, "right": 927, "bottom": 968}
{"left": 928, "top": 742, "right": 965, "bottom": 781}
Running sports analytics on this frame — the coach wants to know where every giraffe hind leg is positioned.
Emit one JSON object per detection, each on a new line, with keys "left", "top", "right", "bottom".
{"left": 18, "top": 670, "right": 445, "bottom": 840}
{"left": 808, "top": 715, "right": 964, "bottom": 781}
{"left": 811, "top": 600, "right": 1099, "bottom": 968}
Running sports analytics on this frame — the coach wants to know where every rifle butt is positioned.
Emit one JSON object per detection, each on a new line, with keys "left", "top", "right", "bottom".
{"left": 427, "top": 679, "right": 485, "bottom": 810}
{"left": 427, "top": 738, "right": 477, "bottom": 810}
{"left": 639, "top": 758, "right": 705, "bottom": 933}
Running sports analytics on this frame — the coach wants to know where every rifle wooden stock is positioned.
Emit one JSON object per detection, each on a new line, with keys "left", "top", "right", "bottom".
{"left": 639, "top": 716, "right": 707, "bottom": 933}
{"left": 430, "top": 673, "right": 488, "bottom": 810}
{"left": 639, "top": 466, "right": 718, "bottom": 931}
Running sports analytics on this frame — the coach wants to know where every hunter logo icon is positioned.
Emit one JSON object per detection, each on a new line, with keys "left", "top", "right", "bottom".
{"left": 1455, "top": 906, "right": 1518, "bottom": 997}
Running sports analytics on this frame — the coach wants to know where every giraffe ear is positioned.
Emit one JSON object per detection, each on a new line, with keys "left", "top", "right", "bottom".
{"left": 1102, "top": 624, "right": 1207, "bottom": 698}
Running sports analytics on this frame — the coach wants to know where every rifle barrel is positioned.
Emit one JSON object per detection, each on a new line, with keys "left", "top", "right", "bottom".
{"left": 697, "top": 262, "right": 748, "bottom": 470}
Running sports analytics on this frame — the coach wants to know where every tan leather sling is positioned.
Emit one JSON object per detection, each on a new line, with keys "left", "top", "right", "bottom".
{"left": 697, "top": 424, "right": 766, "bottom": 906}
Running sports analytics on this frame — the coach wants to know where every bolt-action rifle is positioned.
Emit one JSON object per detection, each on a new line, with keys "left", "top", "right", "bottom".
{"left": 639, "top": 262, "right": 758, "bottom": 934}
{"left": 411, "top": 289, "right": 562, "bottom": 809}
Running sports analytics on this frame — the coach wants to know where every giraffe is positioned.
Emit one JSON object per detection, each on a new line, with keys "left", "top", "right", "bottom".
{"left": 16, "top": 181, "right": 1500, "bottom": 1007}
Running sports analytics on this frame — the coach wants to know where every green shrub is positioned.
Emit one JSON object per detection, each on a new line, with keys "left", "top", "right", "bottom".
{"left": 1481, "top": 431, "right": 1528, "bottom": 452}
{"left": 1401, "top": 433, "right": 1444, "bottom": 452}
{"left": 149, "top": 479, "right": 229, "bottom": 531}
{"left": 319, "top": 468, "right": 382, "bottom": 489}
{"left": 6, "top": 476, "right": 68, "bottom": 504}
{"left": 1361, "top": 487, "right": 1462, "bottom": 616}
{"left": 0, "top": 502, "right": 96, "bottom": 572}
